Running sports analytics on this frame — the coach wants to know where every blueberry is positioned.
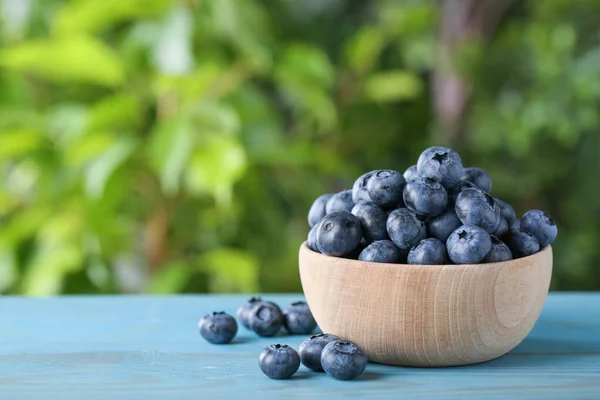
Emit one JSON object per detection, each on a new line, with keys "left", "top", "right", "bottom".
{"left": 520, "top": 209, "right": 558, "bottom": 247}
{"left": 259, "top": 344, "right": 300, "bottom": 379}
{"left": 237, "top": 297, "right": 263, "bottom": 330}
{"left": 494, "top": 198, "right": 516, "bottom": 224}
{"left": 282, "top": 301, "right": 317, "bottom": 335}
{"left": 403, "top": 164, "right": 420, "bottom": 182}
{"left": 325, "top": 190, "right": 354, "bottom": 214}
{"left": 503, "top": 229, "right": 540, "bottom": 258}
{"left": 492, "top": 218, "right": 508, "bottom": 238}
{"left": 307, "top": 225, "right": 320, "bottom": 252}
{"left": 510, "top": 218, "right": 521, "bottom": 230}
{"left": 198, "top": 311, "right": 238, "bottom": 344}
{"left": 403, "top": 177, "right": 448, "bottom": 217}
{"left": 365, "top": 169, "right": 405, "bottom": 208}
{"left": 416, "top": 146, "right": 463, "bottom": 188}
{"left": 249, "top": 302, "right": 284, "bottom": 337}
{"left": 358, "top": 240, "right": 402, "bottom": 263}
{"left": 352, "top": 172, "right": 375, "bottom": 204}
{"left": 447, "top": 180, "right": 478, "bottom": 206}
{"left": 461, "top": 167, "right": 492, "bottom": 193}
{"left": 343, "top": 242, "right": 365, "bottom": 260}
{"left": 308, "top": 193, "right": 333, "bottom": 228}
{"left": 386, "top": 208, "right": 427, "bottom": 251}
{"left": 316, "top": 211, "right": 363, "bottom": 257}
{"left": 483, "top": 235, "right": 513, "bottom": 263}
{"left": 446, "top": 224, "right": 492, "bottom": 264}
{"left": 427, "top": 208, "right": 462, "bottom": 242}
{"left": 297, "top": 333, "right": 338, "bottom": 372}
{"left": 351, "top": 202, "right": 389, "bottom": 242}
{"left": 321, "top": 340, "right": 367, "bottom": 380}
{"left": 455, "top": 188, "right": 501, "bottom": 233}
{"left": 408, "top": 238, "right": 448, "bottom": 265}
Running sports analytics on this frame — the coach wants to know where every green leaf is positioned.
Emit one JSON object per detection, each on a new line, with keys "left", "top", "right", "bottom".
{"left": 191, "top": 101, "right": 241, "bottom": 134}
{"left": 0, "top": 245, "right": 17, "bottom": 293}
{"left": 147, "top": 262, "right": 190, "bottom": 294}
{"left": 199, "top": 248, "right": 259, "bottom": 293}
{"left": 0, "top": 207, "right": 51, "bottom": 245}
{"left": 89, "top": 94, "right": 141, "bottom": 130}
{"left": 64, "top": 132, "right": 115, "bottom": 166}
{"left": 45, "top": 104, "right": 89, "bottom": 146}
{"left": 363, "top": 71, "right": 422, "bottom": 102}
{"left": 0, "top": 36, "right": 125, "bottom": 86}
{"left": 185, "top": 135, "right": 247, "bottom": 205}
{"left": 345, "top": 26, "right": 386, "bottom": 75}
{"left": 277, "top": 44, "right": 335, "bottom": 89}
{"left": 152, "top": 4, "right": 194, "bottom": 75}
{"left": 85, "top": 136, "right": 137, "bottom": 199}
{"left": 148, "top": 119, "right": 194, "bottom": 195}
{"left": 0, "top": 129, "right": 44, "bottom": 159}
{"left": 53, "top": 0, "right": 172, "bottom": 36}
{"left": 21, "top": 242, "right": 83, "bottom": 296}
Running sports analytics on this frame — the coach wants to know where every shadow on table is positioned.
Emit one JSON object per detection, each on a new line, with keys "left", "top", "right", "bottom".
{"left": 355, "top": 371, "right": 387, "bottom": 381}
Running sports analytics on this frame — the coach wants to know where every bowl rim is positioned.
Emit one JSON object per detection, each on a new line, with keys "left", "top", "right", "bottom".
{"left": 300, "top": 241, "right": 551, "bottom": 269}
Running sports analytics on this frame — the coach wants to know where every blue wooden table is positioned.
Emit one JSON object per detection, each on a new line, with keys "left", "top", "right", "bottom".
{"left": 1, "top": 293, "right": 599, "bottom": 399}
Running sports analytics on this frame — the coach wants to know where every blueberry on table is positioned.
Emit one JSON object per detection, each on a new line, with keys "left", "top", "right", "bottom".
{"left": 446, "top": 224, "right": 492, "bottom": 264}
{"left": 455, "top": 188, "right": 501, "bottom": 233}
{"left": 198, "top": 312, "right": 238, "bottom": 344}
{"left": 307, "top": 225, "right": 320, "bottom": 252}
{"left": 483, "top": 235, "right": 513, "bottom": 263}
{"left": 408, "top": 238, "right": 448, "bottom": 265}
{"left": 494, "top": 198, "right": 516, "bottom": 225}
{"left": 461, "top": 167, "right": 492, "bottom": 193}
{"left": 503, "top": 229, "right": 540, "bottom": 258}
{"left": 520, "top": 209, "right": 558, "bottom": 246}
{"left": 492, "top": 217, "right": 508, "bottom": 238}
{"left": 321, "top": 340, "right": 367, "bottom": 380}
{"left": 259, "top": 344, "right": 300, "bottom": 379}
{"left": 416, "top": 146, "right": 464, "bottom": 189}
{"left": 447, "top": 180, "right": 478, "bottom": 206}
{"left": 427, "top": 208, "right": 462, "bottom": 242}
{"left": 249, "top": 301, "right": 284, "bottom": 337}
{"left": 386, "top": 208, "right": 427, "bottom": 252}
{"left": 326, "top": 190, "right": 355, "bottom": 214}
{"left": 351, "top": 202, "right": 389, "bottom": 242}
{"left": 237, "top": 297, "right": 263, "bottom": 330}
{"left": 316, "top": 211, "right": 363, "bottom": 257}
{"left": 366, "top": 169, "right": 406, "bottom": 208}
{"left": 352, "top": 171, "right": 375, "bottom": 204}
{"left": 308, "top": 193, "right": 333, "bottom": 228}
{"left": 282, "top": 301, "right": 317, "bottom": 335}
{"left": 403, "top": 164, "right": 420, "bottom": 182}
{"left": 298, "top": 333, "right": 340, "bottom": 372}
{"left": 403, "top": 177, "right": 448, "bottom": 217}
{"left": 358, "top": 240, "right": 402, "bottom": 263}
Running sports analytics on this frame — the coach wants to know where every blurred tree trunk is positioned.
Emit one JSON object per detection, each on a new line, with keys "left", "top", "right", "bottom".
{"left": 433, "top": 0, "right": 517, "bottom": 139}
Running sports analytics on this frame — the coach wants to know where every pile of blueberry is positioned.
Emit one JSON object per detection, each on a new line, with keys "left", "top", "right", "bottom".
{"left": 198, "top": 297, "right": 367, "bottom": 380}
{"left": 259, "top": 335, "right": 366, "bottom": 380}
{"left": 198, "top": 298, "right": 316, "bottom": 343}
{"left": 307, "top": 146, "right": 558, "bottom": 264}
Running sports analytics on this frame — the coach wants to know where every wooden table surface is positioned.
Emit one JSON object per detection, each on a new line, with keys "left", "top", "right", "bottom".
{"left": 1, "top": 293, "right": 599, "bottom": 399}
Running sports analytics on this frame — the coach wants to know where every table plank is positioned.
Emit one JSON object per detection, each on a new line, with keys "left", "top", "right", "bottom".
{"left": 1, "top": 293, "right": 599, "bottom": 399}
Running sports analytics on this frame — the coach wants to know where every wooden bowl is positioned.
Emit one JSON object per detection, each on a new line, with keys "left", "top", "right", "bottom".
{"left": 299, "top": 242, "right": 552, "bottom": 367}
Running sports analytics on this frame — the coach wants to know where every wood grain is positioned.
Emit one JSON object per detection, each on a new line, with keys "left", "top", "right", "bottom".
{"left": 299, "top": 243, "right": 553, "bottom": 367}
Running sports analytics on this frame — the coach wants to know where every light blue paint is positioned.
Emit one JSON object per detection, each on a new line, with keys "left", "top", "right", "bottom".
{"left": 0, "top": 293, "right": 599, "bottom": 399}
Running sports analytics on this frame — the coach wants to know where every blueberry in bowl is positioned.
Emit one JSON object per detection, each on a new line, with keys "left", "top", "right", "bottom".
{"left": 300, "top": 146, "right": 555, "bottom": 367}
{"left": 299, "top": 240, "right": 552, "bottom": 367}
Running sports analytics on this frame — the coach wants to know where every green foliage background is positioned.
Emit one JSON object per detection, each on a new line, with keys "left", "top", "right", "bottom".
{"left": 0, "top": 0, "right": 598, "bottom": 295}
